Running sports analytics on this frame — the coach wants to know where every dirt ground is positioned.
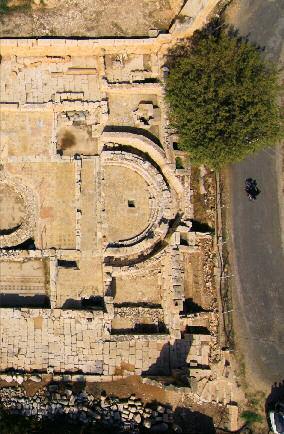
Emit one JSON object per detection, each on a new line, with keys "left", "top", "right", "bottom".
{"left": 190, "top": 166, "right": 216, "bottom": 230}
{"left": 0, "top": 0, "right": 184, "bottom": 37}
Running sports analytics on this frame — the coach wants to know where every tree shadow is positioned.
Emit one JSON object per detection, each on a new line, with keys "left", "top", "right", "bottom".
{"left": 166, "top": 17, "right": 267, "bottom": 70}
{"left": 174, "top": 406, "right": 216, "bottom": 434}
{"left": 227, "top": 25, "right": 266, "bottom": 53}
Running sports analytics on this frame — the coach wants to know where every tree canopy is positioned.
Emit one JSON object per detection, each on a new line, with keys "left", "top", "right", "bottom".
{"left": 165, "top": 22, "right": 283, "bottom": 168}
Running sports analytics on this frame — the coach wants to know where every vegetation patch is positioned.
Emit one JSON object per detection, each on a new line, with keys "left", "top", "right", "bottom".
{"left": 0, "top": 0, "right": 9, "bottom": 13}
{"left": 241, "top": 410, "right": 263, "bottom": 426}
{"left": 0, "top": 0, "right": 31, "bottom": 14}
{"left": 175, "top": 156, "right": 184, "bottom": 169}
{"left": 166, "top": 19, "right": 283, "bottom": 168}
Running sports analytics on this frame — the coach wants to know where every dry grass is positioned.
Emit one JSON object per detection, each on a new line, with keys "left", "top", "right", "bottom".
{"left": 191, "top": 166, "right": 216, "bottom": 229}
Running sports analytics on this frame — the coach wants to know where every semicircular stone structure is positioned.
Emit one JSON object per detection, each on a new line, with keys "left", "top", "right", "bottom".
{"left": 0, "top": 183, "right": 25, "bottom": 233}
{"left": 100, "top": 131, "right": 185, "bottom": 208}
{"left": 101, "top": 148, "right": 177, "bottom": 261}
{"left": 0, "top": 175, "right": 37, "bottom": 248}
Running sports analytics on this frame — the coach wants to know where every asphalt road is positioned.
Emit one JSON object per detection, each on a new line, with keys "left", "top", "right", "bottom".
{"left": 225, "top": 0, "right": 284, "bottom": 387}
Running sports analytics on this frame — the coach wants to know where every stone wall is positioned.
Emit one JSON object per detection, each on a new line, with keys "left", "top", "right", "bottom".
{"left": 0, "top": 308, "right": 172, "bottom": 376}
{"left": 0, "top": 171, "right": 38, "bottom": 248}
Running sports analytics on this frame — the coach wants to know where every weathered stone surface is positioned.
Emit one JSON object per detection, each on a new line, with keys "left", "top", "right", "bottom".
{"left": 0, "top": 8, "right": 242, "bottom": 423}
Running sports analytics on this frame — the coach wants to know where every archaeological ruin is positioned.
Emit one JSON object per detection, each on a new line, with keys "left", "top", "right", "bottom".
{"left": 0, "top": 2, "right": 243, "bottom": 411}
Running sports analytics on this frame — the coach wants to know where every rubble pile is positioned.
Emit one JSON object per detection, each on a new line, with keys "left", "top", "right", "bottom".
{"left": 0, "top": 385, "right": 182, "bottom": 433}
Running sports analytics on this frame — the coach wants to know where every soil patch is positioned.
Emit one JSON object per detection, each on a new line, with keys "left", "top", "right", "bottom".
{"left": 191, "top": 166, "right": 216, "bottom": 230}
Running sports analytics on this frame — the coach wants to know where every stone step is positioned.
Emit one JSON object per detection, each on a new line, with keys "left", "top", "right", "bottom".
{"left": 200, "top": 380, "right": 233, "bottom": 405}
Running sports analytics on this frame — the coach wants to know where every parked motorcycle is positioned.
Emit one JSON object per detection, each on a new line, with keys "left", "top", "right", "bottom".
{"left": 245, "top": 178, "right": 260, "bottom": 200}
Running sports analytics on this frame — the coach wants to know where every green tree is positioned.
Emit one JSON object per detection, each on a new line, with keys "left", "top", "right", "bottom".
{"left": 165, "top": 21, "right": 283, "bottom": 168}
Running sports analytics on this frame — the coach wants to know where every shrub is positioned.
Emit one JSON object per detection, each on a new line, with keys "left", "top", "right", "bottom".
{"left": 0, "top": 0, "right": 31, "bottom": 14}
{"left": 0, "top": 0, "right": 9, "bottom": 13}
{"left": 241, "top": 410, "right": 263, "bottom": 426}
{"left": 175, "top": 156, "right": 184, "bottom": 169}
